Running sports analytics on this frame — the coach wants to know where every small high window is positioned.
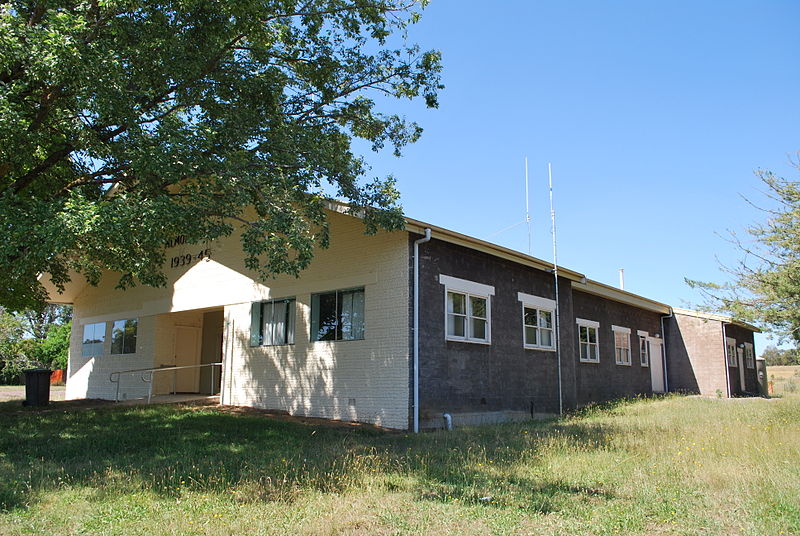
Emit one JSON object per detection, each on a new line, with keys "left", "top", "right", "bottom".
{"left": 440, "top": 275, "right": 494, "bottom": 344}
{"left": 111, "top": 319, "right": 137, "bottom": 354}
{"left": 726, "top": 338, "right": 737, "bottom": 367}
{"left": 311, "top": 288, "right": 365, "bottom": 342}
{"left": 82, "top": 322, "right": 105, "bottom": 357}
{"left": 613, "top": 325, "right": 631, "bottom": 366}
{"left": 250, "top": 298, "right": 296, "bottom": 346}
{"left": 518, "top": 292, "right": 556, "bottom": 350}
{"left": 638, "top": 331, "right": 650, "bottom": 367}
{"left": 577, "top": 319, "right": 600, "bottom": 363}
{"left": 744, "top": 342, "right": 755, "bottom": 369}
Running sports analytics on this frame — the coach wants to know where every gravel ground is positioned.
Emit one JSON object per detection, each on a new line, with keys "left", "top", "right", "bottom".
{"left": 0, "top": 385, "right": 66, "bottom": 402}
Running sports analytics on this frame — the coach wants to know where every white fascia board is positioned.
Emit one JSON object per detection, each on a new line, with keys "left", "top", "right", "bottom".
{"left": 517, "top": 292, "right": 556, "bottom": 310}
{"left": 439, "top": 274, "right": 495, "bottom": 296}
{"left": 576, "top": 318, "right": 600, "bottom": 329}
{"left": 611, "top": 325, "right": 631, "bottom": 334}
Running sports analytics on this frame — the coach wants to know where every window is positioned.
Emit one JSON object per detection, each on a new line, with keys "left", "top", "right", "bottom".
{"left": 311, "top": 288, "right": 365, "bottom": 341}
{"left": 518, "top": 292, "right": 556, "bottom": 350}
{"left": 613, "top": 326, "right": 631, "bottom": 365}
{"left": 440, "top": 275, "right": 494, "bottom": 344}
{"left": 111, "top": 319, "right": 137, "bottom": 354}
{"left": 577, "top": 318, "right": 600, "bottom": 363}
{"left": 744, "top": 342, "right": 755, "bottom": 369}
{"left": 726, "top": 338, "right": 737, "bottom": 367}
{"left": 250, "top": 298, "right": 296, "bottom": 346}
{"left": 638, "top": 330, "right": 650, "bottom": 367}
{"left": 82, "top": 322, "right": 105, "bottom": 357}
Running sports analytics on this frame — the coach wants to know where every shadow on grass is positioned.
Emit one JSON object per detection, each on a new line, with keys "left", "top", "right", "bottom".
{"left": 0, "top": 403, "right": 625, "bottom": 513}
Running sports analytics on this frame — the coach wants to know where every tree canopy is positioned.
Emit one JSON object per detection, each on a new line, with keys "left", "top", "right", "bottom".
{"left": 0, "top": 0, "right": 441, "bottom": 310}
{"left": 688, "top": 163, "right": 800, "bottom": 345}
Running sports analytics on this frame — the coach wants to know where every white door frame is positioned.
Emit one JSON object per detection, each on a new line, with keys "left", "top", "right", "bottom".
{"left": 649, "top": 337, "right": 665, "bottom": 393}
{"left": 737, "top": 347, "right": 746, "bottom": 393}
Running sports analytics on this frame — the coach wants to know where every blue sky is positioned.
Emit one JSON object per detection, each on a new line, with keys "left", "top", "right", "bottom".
{"left": 354, "top": 0, "right": 799, "bottom": 351}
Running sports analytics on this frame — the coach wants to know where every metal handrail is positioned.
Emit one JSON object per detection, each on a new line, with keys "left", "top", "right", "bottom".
{"left": 109, "top": 362, "right": 222, "bottom": 403}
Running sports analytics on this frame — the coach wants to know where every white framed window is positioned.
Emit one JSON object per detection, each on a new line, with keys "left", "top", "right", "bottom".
{"left": 518, "top": 292, "right": 556, "bottom": 350}
{"left": 111, "top": 319, "right": 137, "bottom": 354}
{"left": 250, "top": 298, "right": 296, "bottom": 346}
{"left": 440, "top": 275, "right": 494, "bottom": 344}
{"left": 577, "top": 318, "right": 600, "bottom": 363}
{"left": 612, "top": 325, "right": 631, "bottom": 365}
{"left": 638, "top": 330, "right": 649, "bottom": 367}
{"left": 744, "top": 342, "right": 755, "bottom": 369}
{"left": 311, "top": 288, "right": 365, "bottom": 342}
{"left": 726, "top": 338, "right": 737, "bottom": 367}
{"left": 82, "top": 322, "right": 105, "bottom": 357}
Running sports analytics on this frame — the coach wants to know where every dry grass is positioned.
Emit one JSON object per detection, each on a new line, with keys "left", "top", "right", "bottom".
{"left": 0, "top": 394, "right": 797, "bottom": 535}
{"left": 769, "top": 365, "right": 800, "bottom": 395}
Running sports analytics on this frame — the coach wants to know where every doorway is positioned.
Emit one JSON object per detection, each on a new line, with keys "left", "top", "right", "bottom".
{"left": 650, "top": 338, "right": 665, "bottom": 393}
{"left": 174, "top": 326, "right": 201, "bottom": 392}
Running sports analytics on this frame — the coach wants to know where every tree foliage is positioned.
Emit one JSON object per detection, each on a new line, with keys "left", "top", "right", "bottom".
{"left": 0, "top": 0, "right": 442, "bottom": 310}
{"left": 760, "top": 345, "right": 800, "bottom": 367}
{"left": 0, "top": 305, "right": 71, "bottom": 382}
{"left": 688, "top": 165, "right": 800, "bottom": 345}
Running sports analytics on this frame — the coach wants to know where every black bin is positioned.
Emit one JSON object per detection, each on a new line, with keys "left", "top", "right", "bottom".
{"left": 23, "top": 369, "right": 51, "bottom": 406}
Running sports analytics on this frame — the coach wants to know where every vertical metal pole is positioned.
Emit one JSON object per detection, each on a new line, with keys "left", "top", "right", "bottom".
{"left": 548, "top": 163, "right": 564, "bottom": 416}
{"left": 525, "top": 157, "right": 531, "bottom": 255}
{"left": 172, "top": 368, "right": 176, "bottom": 395}
{"left": 147, "top": 372, "right": 153, "bottom": 404}
{"left": 211, "top": 364, "right": 216, "bottom": 396}
{"left": 114, "top": 374, "right": 120, "bottom": 402}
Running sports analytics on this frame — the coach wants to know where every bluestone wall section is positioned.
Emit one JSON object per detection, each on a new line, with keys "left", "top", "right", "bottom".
{"left": 415, "top": 235, "right": 576, "bottom": 428}
{"left": 664, "top": 313, "right": 727, "bottom": 396}
{"left": 571, "top": 289, "right": 662, "bottom": 407}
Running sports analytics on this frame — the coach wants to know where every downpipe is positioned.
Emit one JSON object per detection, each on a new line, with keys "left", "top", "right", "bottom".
{"left": 413, "top": 228, "right": 432, "bottom": 433}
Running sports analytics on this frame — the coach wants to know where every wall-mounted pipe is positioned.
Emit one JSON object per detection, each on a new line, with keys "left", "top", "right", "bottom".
{"left": 413, "top": 228, "right": 432, "bottom": 433}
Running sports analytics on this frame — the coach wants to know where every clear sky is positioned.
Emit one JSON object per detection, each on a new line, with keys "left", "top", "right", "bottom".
{"left": 354, "top": 0, "right": 799, "bottom": 351}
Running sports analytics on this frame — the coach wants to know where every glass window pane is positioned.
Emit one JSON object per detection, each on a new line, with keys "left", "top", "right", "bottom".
{"left": 588, "top": 327, "right": 597, "bottom": 344}
{"left": 312, "top": 292, "right": 337, "bottom": 341}
{"left": 447, "top": 314, "right": 465, "bottom": 337}
{"left": 540, "top": 328, "right": 552, "bottom": 348}
{"left": 471, "top": 318, "right": 486, "bottom": 340}
{"left": 523, "top": 308, "right": 537, "bottom": 327}
{"left": 123, "top": 319, "right": 137, "bottom": 354}
{"left": 579, "top": 326, "right": 588, "bottom": 343}
{"left": 262, "top": 302, "right": 275, "bottom": 346}
{"left": 525, "top": 326, "right": 537, "bottom": 346}
{"left": 341, "top": 289, "right": 365, "bottom": 340}
{"left": 539, "top": 310, "right": 552, "bottom": 328}
{"left": 111, "top": 320, "right": 124, "bottom": 354}
{"left": 580, "top": 342, "right": 588, "bottom": 360}
{"left": 448, "top": 292, "right": 465, "bottom": 315}
{"left": 286, "top": 300, "right": 296, "bottom": 344}
{"left": 250, "top": 302, "right": 262, "bottom": 346}
{"left": 589, "top": 344, "right": 597, "bottom": 360}
{"left": 470, "top": 296, "right": 486, "bottom": 319}
{"left": 272, "top": 301, "right": 287, "bottom": 345}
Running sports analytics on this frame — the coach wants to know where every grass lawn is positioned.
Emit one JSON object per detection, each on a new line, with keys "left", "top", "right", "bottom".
{"left": 0, "top": 395, "right": 797, "bottom": 536}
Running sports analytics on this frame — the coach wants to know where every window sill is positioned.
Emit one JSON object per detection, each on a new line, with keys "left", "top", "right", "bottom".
{"left": 311, "top": 338, "right": 365, "bottom": 343}
{"left": 446, "top": 337, "right": 491, "bottom": 346}
{"left": 615, "top": 362, "right": 632, "bottom": 366}
{"left": 579, "top": 358, "right": 600, "bottom": 364}
{"left": 524, "top": 345, "right": 556, "bottom": 352}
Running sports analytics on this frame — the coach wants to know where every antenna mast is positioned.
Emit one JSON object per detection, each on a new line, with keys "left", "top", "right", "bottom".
{"left": 525, "top": 157, "right": 531, "bottom": 255}
{"left": 548, "top": 163, "right": 563, "bottom": 415}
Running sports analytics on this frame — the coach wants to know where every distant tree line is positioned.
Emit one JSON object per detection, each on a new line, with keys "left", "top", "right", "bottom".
{"left": 0, "top": 305, "right": 71, "bottom": 384}
{"left": 761, "top": 345, "right": 800, "bottom": 367}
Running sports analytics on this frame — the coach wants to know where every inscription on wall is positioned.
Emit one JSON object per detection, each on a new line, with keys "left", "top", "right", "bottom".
{"left": 165, "top": 235, "right": 212, "bottom": 269}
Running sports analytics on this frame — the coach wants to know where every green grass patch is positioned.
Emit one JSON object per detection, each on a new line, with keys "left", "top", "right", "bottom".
{"left": 0, "top": 395, "right": 798, "bottom": 535}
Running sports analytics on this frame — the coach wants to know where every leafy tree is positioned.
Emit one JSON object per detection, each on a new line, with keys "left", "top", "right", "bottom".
{"left": 760, "top": 345, "right": 800, "bottom": 367}
{"left": 0, "top": 306, "right": 71, "bottom": 382}
{"left": 0, "top": 0, "right": 442, "bottom": 310}
{"left": 688, "top": 165, "right": 800, "bottom": 345}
